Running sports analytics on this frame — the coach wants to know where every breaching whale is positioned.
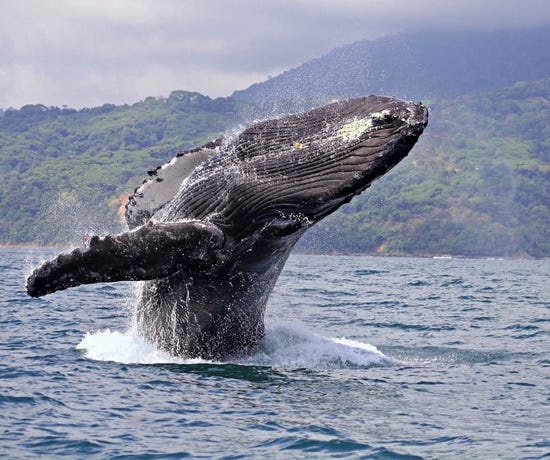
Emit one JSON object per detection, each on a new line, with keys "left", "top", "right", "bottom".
{"left": 26, "top": 96, "right": 428, "bottom": 359}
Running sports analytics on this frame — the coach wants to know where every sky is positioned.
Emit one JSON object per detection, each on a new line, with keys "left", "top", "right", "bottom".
{"left": 1, "top": 0, "right": 550, "bottom": 110}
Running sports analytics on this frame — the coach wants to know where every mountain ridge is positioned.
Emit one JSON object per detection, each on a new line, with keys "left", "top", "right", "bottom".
{"left": 1, "top": 27, "right": 549, "bottom": 256}
{"left": 233, "top": 27, "right": 550, "bottom": 103}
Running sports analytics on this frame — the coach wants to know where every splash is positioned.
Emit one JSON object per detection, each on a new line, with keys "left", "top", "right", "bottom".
{"left": 242, "top": 322, "right": 392, "bottom": 369}
{"left": 76, "top": 322, "right": 392, "bottom": 369}
{"left": 77, "top": 329, "right": 193, "bottom": 365}
{"left": 40, "top": 191, "right": 120, "bottom": 246}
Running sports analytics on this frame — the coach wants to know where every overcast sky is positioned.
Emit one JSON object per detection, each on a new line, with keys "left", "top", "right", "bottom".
{"left": 1, "top": 0, "right": 549, "bottom": 109}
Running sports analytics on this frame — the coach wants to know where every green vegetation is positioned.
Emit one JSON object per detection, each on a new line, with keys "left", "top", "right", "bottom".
{"left": 299, "top": 79, "right": 550, "bottom": 257}
{"left": 0, "top": 91, "right": 242, "bottom": 244}
{"left": 0, "top": 81, "right": 549, "bottom": 257}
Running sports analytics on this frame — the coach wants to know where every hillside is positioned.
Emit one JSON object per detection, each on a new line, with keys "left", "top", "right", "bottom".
{"left": 0, "top": 91, "right": 242, "bottom": 244}
{"left": 1, "top": 28, "right": 549, "bottom": 257}
{"left": 233, "top": 27, "right": 550, "bottom": 104}
{"left": 298, "top": 79, "right": 550, "bottom": 257}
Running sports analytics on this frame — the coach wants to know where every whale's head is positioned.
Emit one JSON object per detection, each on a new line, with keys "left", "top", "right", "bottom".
{"left": 175, "top": 96, "right": 428, "bottom": 242}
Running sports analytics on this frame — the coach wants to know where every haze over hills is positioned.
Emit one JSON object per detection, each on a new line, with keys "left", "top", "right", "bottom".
{"left": 233, "top": 27, "right": 550, "bottom": 103}
{"left": 1, "top": 27, "right": 549, "bottom": 256}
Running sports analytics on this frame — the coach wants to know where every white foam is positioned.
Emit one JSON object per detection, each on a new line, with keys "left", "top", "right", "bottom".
{"left": 242, "top": 322, "right": 391, "bottom": 369}
{"left": 76, "top": 329, "right": 200, "bottom": 365}
{"left": 331, "top": 336, "right": 384, "bottom": 353}
{"left": 76, "top": 322, "right": 392, "bottom": 369}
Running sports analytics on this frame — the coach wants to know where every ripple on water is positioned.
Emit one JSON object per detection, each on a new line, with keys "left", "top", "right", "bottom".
{"left": 1, "top": 250, "right": 549, "bottom": 459}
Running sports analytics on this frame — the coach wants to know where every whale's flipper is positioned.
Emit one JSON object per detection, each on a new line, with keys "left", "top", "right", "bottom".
{"left": 125, "top": 139, "right": 223, "bottom": 228}
{"left": 26, "top": 221, "right": 224, "bottom": 297}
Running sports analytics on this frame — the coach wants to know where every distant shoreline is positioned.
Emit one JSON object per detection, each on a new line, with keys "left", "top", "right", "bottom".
{"left": 2, "top": 243, "right": 544, "bottom": 260}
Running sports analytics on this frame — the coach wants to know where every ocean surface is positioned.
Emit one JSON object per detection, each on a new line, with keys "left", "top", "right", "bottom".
{"left": 1, "top": 247, "right": 548, "bottom": 459}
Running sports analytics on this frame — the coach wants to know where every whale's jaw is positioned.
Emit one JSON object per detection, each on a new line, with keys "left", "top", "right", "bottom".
{"left": 167, "top": 96, "right": 428, "bottom": 237}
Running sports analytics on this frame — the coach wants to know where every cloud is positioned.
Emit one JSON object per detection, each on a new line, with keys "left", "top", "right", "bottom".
{"left": 0, "top": 0, "right": 549, "bottom": 109}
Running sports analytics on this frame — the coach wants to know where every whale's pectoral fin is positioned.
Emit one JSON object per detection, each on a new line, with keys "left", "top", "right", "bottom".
{"left": 26, "top": 221, "right": 225, "bottom": 297}
{"left": 125, "top": 139, "right": 223, "bottom": 229}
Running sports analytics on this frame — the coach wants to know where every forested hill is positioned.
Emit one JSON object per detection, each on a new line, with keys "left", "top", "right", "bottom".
{"left": 1, "top": 28, "right": 549, "bottom": 257}
{"left": 0, "top": 92, "right": 242, "bottom": 244}
{"left": 298, "top": 79, "right": 550, "bottom": 257}
{"left": 1, "top": 79, "right": 548, "bottom": 256}
{"left": 232, "top": 27, "right": 550, "bottom": 104}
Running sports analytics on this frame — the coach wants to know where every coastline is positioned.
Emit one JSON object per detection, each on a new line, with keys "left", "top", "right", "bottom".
{"left": 3, "top": 243, "right": 544, "bottom": 260}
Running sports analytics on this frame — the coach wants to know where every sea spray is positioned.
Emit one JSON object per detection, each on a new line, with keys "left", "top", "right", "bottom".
{"left": 76, "top": 321, "right": 392, "bottom": 369}
{"left": 77, "top": 329, "right": 193, "bottom": 365}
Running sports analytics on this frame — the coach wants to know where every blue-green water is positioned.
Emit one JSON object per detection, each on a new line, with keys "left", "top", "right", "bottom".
{"left": 1, "top": 247, "right": 549, "bottom": 458}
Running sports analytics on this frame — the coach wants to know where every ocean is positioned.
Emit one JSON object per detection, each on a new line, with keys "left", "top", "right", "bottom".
{"left": 1, "top": 247, "right": 548, "bottom": 459}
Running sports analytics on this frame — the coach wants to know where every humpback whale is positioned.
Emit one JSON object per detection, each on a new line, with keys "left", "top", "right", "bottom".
{"left": 26, "top": 96, "right": 428, "bottom": 359}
